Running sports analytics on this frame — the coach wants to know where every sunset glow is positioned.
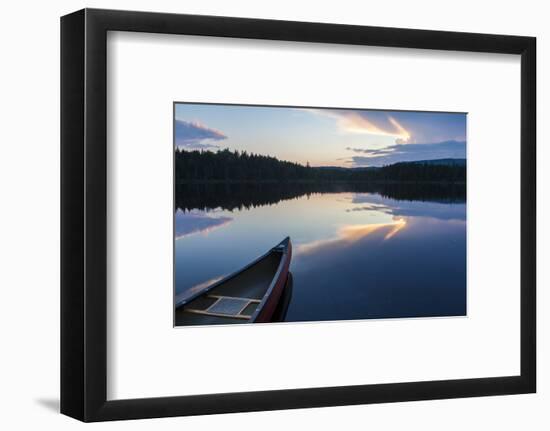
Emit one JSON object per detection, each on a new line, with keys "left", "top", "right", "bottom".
{"left": 296, "top": 218, "right": 408, "bottom": 255}
{"left": 175, "top": 103, "right": 466, "bottom": 167}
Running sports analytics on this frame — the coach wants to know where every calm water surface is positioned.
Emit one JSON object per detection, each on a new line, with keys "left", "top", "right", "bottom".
{"left": 175, "top": 186, "right": 466, "bottom": 322}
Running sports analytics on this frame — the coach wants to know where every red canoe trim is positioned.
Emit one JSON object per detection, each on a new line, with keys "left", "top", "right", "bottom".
{"left": 253, "top": 239, "right": 292, "bottom": 323}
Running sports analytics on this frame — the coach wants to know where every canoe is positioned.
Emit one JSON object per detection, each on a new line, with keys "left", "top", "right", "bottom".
{"left": 270, "top": 272, "right": 293, "bottom": 323}
{"left": 175, "top": 237, "right": 292, "bottom": 326}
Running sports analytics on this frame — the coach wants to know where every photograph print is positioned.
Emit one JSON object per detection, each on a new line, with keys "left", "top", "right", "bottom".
{"left": 174, "top": 103, "right": 467, "bottom": 326}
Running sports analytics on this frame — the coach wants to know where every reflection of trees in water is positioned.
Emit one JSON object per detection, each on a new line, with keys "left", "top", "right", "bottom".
{"left": 175, "top": 181, "right": 466, "bottom": 212}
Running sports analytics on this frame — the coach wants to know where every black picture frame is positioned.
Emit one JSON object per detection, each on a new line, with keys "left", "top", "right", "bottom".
{"left": 61, "top": 8, "right": 536, "bottom": 422}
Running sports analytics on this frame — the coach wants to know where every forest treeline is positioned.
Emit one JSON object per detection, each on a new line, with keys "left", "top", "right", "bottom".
{"left": 175, "top": 148, "right": 466, "bottom": 183}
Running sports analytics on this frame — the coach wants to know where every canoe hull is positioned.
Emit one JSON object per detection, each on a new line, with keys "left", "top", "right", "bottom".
{"left": 175, "top": 237, "right": 292, "bottom": 325}
{"left": 253, "top": 240, "right": 292, "bottom": 323}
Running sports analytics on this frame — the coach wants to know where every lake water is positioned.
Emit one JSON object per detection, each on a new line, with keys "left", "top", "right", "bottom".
{"left": 175, "top": 183, "right": 466, "bottom": 323}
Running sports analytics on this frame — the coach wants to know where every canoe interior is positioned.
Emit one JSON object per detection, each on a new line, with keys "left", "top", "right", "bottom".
{"left": 175, "top": 251, "right": 283, "bottom": 326}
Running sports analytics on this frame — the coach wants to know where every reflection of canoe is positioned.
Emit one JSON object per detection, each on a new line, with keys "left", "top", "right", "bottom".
{"left": 175, "top": 237, "right": 292, "bottom": 326}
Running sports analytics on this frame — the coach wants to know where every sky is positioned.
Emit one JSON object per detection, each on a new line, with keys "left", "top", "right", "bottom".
{"left": 174, "top": 103, "right": 466, "bottom": 167}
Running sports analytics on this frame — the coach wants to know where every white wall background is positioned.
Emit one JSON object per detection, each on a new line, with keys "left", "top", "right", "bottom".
{"left": 0, "top": 0, "right": 547, "bottom": 429}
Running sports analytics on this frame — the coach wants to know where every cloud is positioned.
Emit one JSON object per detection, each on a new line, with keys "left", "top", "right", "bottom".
{"left": 347, "top": 140, "right": 466, "bottom": 167}
{"left": 175, "top": 120, "right": 227, "bottom": 149}
{"left": 302, "top": 109, "right": 467, "bottom": 148}
{"left": 302, "top": 108, "right": 412, "bottom": 143}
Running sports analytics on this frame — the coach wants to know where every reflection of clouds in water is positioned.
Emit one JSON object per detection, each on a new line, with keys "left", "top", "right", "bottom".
{"left": 175, "top": 209, "right": 232, "bottom": 239}
{"left": 346, "top": 203, "right": 390, "bottom": 213}
{"left": 350, "top": 193, "right": 466, "bottom": 222}
{"left": 342, "top": 220, "right": 407, "bottom": 241}
{"left": 175, "top": 275, "right": 224, "bottom": 305}
{"left": 388, "top": 203, "right": 465, "bottom": 222}
{"left": 296, "top": 219, "right": 407, "bottom": 255}
{"left": 288, "top": 214, "right": 466, "bottom": 320}
{"left": 383, "top": 219, "right": 407, "bottom": 239}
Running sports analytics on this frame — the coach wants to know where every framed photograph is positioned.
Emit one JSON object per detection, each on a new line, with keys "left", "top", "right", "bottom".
{"left": 173, "top": 103, "right": 468, "bottom": 326}
{"left": 61, "top": 8, "right": 536, "bottom": 422}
